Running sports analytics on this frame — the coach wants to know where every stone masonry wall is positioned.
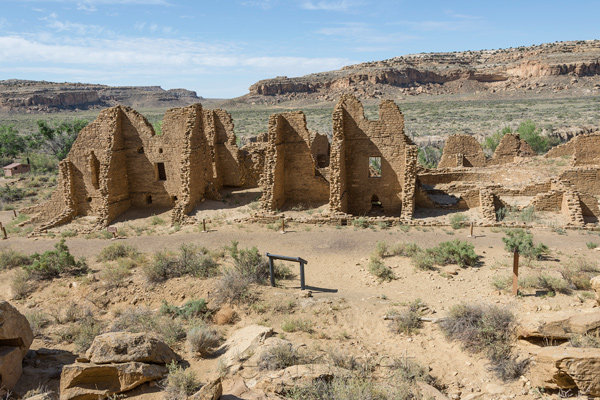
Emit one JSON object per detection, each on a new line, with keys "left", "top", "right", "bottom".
{"left": 438, "top": 134, "right": 486, "bottom": 168}
{"left": 330, "top": 95, "right": 415, "bottom": 216}
{"left": 488, "top": 133, "right": 536, "bottom": 165}
{"left": 545, "top": 133, "right": 600, "bottom": 166}
{"left": 261, "top": 112, "right": 330, "bottom": 211}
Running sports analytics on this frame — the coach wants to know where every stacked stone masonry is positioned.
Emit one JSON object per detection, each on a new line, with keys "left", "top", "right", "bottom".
{"left": 21, "top": 95, "right": 600, "bottom": 230}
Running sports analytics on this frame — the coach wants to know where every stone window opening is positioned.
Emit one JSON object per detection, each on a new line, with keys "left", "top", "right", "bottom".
{"left": 171, "top": 196, "right": 178, "bottom": 203}
{"left": 155, "top": 163, "right": 167, "bottom": 181}
{"left": 146, "top": 195, "right": 153, "bottom": 205}
{"left": 137, "top": 147, "right": 144, "bottom": 154}
{"left": 158, "top": 148, "right": 163, "bottom": 154}
{"left": 369, "top": 157, "right": 382, "bottom": 178}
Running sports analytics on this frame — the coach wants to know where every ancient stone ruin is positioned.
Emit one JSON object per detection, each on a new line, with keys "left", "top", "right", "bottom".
{"left": 22, "top": 95, "right": 600, "bottom": 231}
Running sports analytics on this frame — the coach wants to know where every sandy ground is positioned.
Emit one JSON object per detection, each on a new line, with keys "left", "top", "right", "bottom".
{"left": 1, "top": 207, "right": 600, "bottom": 399}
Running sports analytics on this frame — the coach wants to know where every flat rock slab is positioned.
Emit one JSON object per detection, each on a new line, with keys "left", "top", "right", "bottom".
{"left": 250, "top": 364, "right": 352, "bottom": 394}
{"left": 85, "top": 331, "right": 177, "bottom": 365}
{"left": 0, "top": 301, "right": 33, "bottom": 358}
{"left": 60, "top": 361, "right": 167, "bottom": 400}
{"left": 518, "top": 309, "right": 600, "bottom": 339}
{"left": 529, "top": 347, "right": 600, "bottom": 396}
{"left": 0, "top": 346, "right": 24, "bottom": 390}
{"left": 218, "top": 325, "right": 273, "bottom": 368}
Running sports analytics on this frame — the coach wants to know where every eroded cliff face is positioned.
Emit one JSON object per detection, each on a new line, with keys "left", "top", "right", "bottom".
{"left": 0, "top": 80, "right": 203, "bottom": 112}
{"left": 246, "top": 40, "right": 600, "bottom": 100}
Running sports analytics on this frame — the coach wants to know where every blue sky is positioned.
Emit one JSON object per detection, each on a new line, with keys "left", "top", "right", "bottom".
{"left": 1, "top": 0, "right": 599, "bottom": 98}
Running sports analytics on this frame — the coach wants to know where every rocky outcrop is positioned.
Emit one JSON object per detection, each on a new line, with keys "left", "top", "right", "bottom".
{"left": 59, "top": 361, "right": 168, "bottom": 400}
{"left": 188, "top": 377, "right": 222, "bottom": 400}
{"left": 529, "top": 347, "right": 600, "bottom": 396}
{"left": 84, "top": 332, "right": 178, "bottom": 365}
{"left": 239, "top": 40, "right": 600, "bottom": 104}
{"left": 59, "top": 332, "right": 176, "bottom": 400}
{"left": 0, "top": 301, "right": 34, "bottom": 391}
{"left": 518, "top": 309, "right": 600, "bottom": 340}
{"left": 0, "top": 80, "right": 204, "bottom": 112}
{"left": 250, "top": 364, "right": 352, "bottom": 394}
{"left": 218, "top": 325, "right": 273, "bottom": 369}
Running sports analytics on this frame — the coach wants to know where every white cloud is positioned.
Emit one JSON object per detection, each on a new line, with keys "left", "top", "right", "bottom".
{"left": 76, "top": 2, "right": 98, "bottom": 12}
{"left": 42, "top": 13, "right": 108, "bottom": 35}
{"left": 16, "top": 0, "right": 173, "bottom": 5}
{"left": 301, "top": 0, "right": 363, "bottom": 12}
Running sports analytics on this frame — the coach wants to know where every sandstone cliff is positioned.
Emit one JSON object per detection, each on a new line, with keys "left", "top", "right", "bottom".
{"left": 237, "top": 40, "right": 600, "bottom": 104}
{"left": 0, "top": 80, "right": 204, "bottom": 112}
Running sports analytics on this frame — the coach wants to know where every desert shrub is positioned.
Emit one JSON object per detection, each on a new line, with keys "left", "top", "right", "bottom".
{"left": 11, "top": 269, "right": 31, "bottom": 299}
{"left": 368, "top": 256, "right": 395, "bottom": 282}
{"left": 226, "top": 240, "right": 291, "bottom": 284}
{"left": 213, "top": 305, "right": 237, "bottom": 325}
{"left": 25, "top": 310, "right": 50, "bottom": 337}
{"left": 22, "top": 386, "right": 55, "bottom": 399}
{"left": 25, "top": 239, "right": 88, "bottom": 280}
{"left": 427, "top": 240, "right": 478, "bottom": 267}
{"left": 287, "top": 375, "right": 416, "bottom": 400}
{"left": 410, "top": 252, "right": 435, "bottom": 271}
{"left": 484, "top": 126, "right": 511, "bottom": 153}
{"left": 160, "top": 299, "right": 210, "bottom": 321}
{"left": 99, "top": 259, "right": 134, "bottom": 288}
{"left": 570, "top": 332, "right": 600, "bottom": 348}
{"left": 97, "top": 243, "right": 140, "bottom": 262}
{"left": 213, "top": 268, "right": 253, "bottom": 305}
{"left": 111, "top": 308, "right": 185, "bottom": 345}
{"left": 390, "top": 356, "right": 436, "bottom": 386}
{"left": 391, "top": 242, "right": 421, "bottom": 257}
{"left": 327, "top": 348, "right": 359, "bottom": 370}
{"left": 51, "top": 301, "right": 88, "bottom": 324}
{"left": 517, "top": 120, "right": 552, "bottom": 154}
{"left": 502, "top": 229, "right": 548, "bottom": 261}
{"left": 440, "top": 303, "right": 527, "bottom": 380}
{"left": 449, "top": 213, "right": 467, "bottom": 230}
{"left": 352, "top": 217, "right": 369, "bottom": 229}
{"left": 388, "top": 300, "right": 425, "bottom": 335}
{"left": 177, "top": 244, "right": 219, "bottom": 278}
{"left": 535, "top": 274, "right": 571, "bottom": 295}
{"left": 281, "top": 316, "right": 313, "bottom": 333}
{"left": 258, "top": 342, "right": 307, "bottom": 370}
{"left": 0, "top": 248, "right": 31, "bottom": 270}
{"left": 374, "top": 241, "right": 389, "bottom": 258}
{"left": 587, "top": 242, "right": 598, "bottom": 249}
{"left": 560, "top": 257, "right": 600, "bottom": 290}
{"left": 72, "top": 316, "right": 103, "bottom": 352}
{"left": 186, "top": 323, "right": 221, "bottom": 357}
{"left": 143, "top": 251, "right": 178, "bottom": 283}
{"left": 0, "top": 184, "right": 27, "bottom": 202}
{"left": 163, "top": 361, "right": 201, "bottom": 400}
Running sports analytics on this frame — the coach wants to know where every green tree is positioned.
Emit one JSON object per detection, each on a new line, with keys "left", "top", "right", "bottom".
{"left": 417, "top": 145, "right": 442, "bottom": 168}
{"left": 516, "top": 120, "right": 549, "bottom": 154}
{"left": 484, "top": 126, "right": 512, "bottom": 153}
{"left": 28, "top": 119, "right": 89, "bottom": 161}
{"left": 0, "top": 125, "right": 27, "bottom": 158}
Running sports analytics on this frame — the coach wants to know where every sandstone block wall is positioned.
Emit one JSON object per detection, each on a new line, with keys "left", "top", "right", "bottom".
{"left": 329, "top": 95, "right": 416, "bottom": 217}
{"left": 261, "top": 111, "right": 330, "bottom": 211}
{"left": 489, "top": 133, "right": 536, "bottom": 165}
{"left": 27, "top": 104, "right": 248, "bottom": 230}
{"left": 545, "top": 133, "right": 600, "bottom": 166}
{"left": 438, "top": 134, "right": 486, "bottom": 168}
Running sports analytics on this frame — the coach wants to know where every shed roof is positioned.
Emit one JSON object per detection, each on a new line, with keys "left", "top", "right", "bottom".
{"left": 3, "top": 163, "right": 25, "bottom": 169}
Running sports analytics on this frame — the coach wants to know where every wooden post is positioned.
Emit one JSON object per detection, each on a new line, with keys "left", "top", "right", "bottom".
{"left": 469, "top": 222, "right": 474, "bottom": 238}
{"left": 512, "top": 248, "right": 519, "bottom": 296}
{"left": 280, "top": 217, "right": 285, "bottom": 233}
{"left": 12, "top": 209, "right": 17, "bottom": 219}
{"left": 299, "top": 260, "right": 306, "bottom": 290}
{"left": 268, "top": 257, "right": 275, "bottom": 287}
{"left": 2, "top": 227, "right": 7, "bottom": 240}
{"left": 202, "top": 219, "right": 207, "bottom": 233}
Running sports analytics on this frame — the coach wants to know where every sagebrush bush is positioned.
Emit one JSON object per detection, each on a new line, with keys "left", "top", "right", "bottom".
{"left": 410, "top": 252, "right": 435, "bottom": 271}
{"left": 11, "top": 269, "right": 31, "bottom": 299}
{"left": 286, "top": 376, "right": 416, "bottom": 400}
{"left": 427, "top": 240, "right": 478, "bottom": 267}
{"left": 391, "top": 242, "right": 421, "bottom": 257}
{"left": 258, "top": 342, "right": 306, "bottom": 370}
{"left": 163, "top": 361, "right": 201, "bottom": 400}
{"left": 388, "top": 299, "right": 425, "bottom": 335}
{"left": 449, "top": 213, "right": 467, "bottom": 230}
{"left": 25, "top": 310, "right": 50, "bottom": 337}
{"left": 560, "top": 257, "right": 600, "bottom": 290}
{"left": 374, "top": 241, "right": 389, "bottom": 258}
{"left": 99, "top": 260, "right": 133, "bottom": 288}
{"left": 226, "top": 240, "right": 292, "bottom": 284}
{"left": 368, "top": 256, "right": 395, "bottom": 282}
{"left": 327, "top": 348, "right": 358, "bottom": 370}
{"left": 281, "top": 316, "right": 313, "bottom": 333}
{"left": 96, "top": 243, "right": 140, "bottom": 262}
{"left": 213, "top": 268, "right": 253, "bottom": 305}
{"left": 25, "top": 239, "right": 88, "bottom": 280}
{"left": 143, "top": 251, "right": 178, "bottom": 283}
{"left": 440, "top": 303, "right": 527, "bottom": 381}
{"left": 570, "top": 332, "right": 600, "bottom": 348}
{"left": 143, "top": 245, "right": 220, "bottom": 283}
{"left": 186, "top": 324, "right": 221, "bottom": 357}
{"left": 160, "top": 299, "right": 210, "bottom": 320}
{"left": 0, "top": 248, "right": 31, "bottom": 270}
